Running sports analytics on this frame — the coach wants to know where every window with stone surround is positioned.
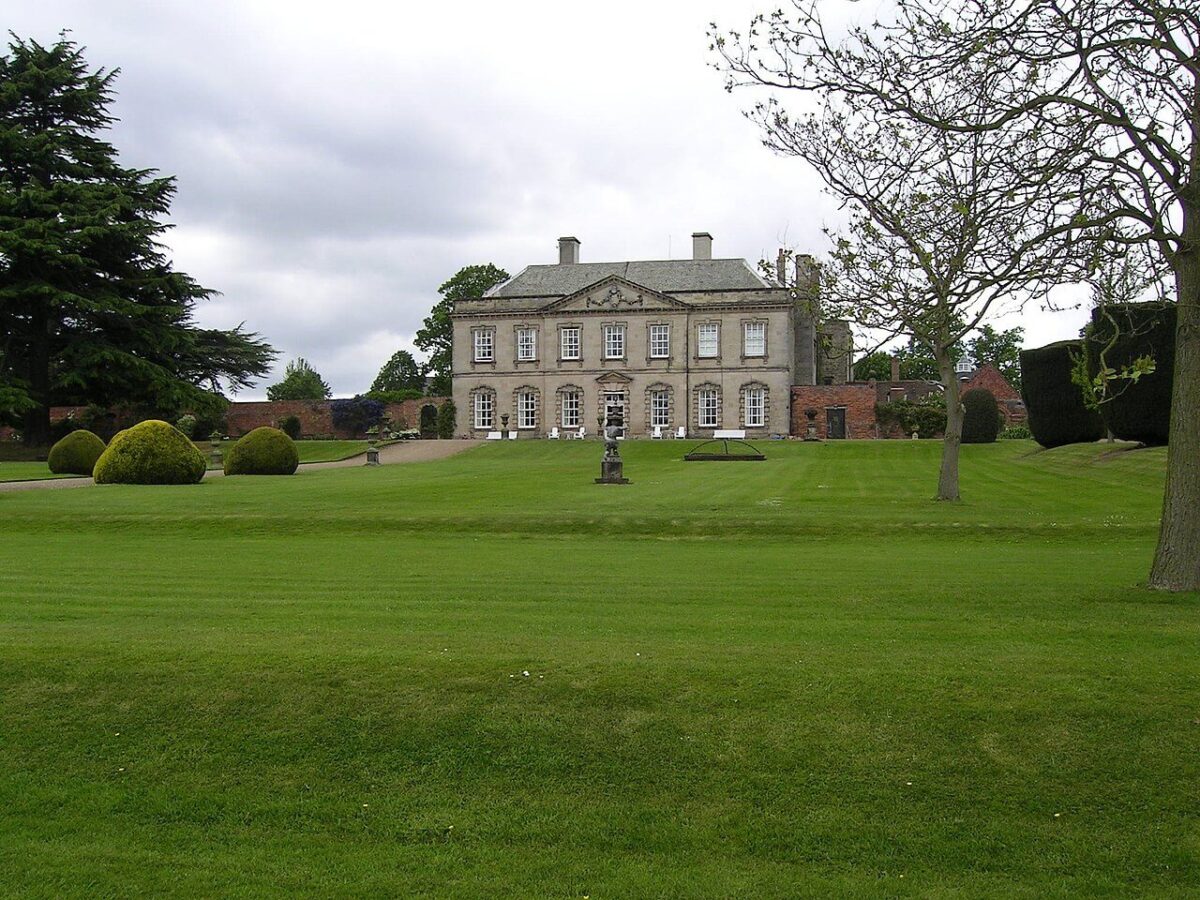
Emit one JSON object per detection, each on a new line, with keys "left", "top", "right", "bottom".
{"left": 515, "top": 387, "right": 539, "bottom": 429}
{"left": 560, "top": 327, "right": 581, "bottom": 360}
{"left": 697, "top": 385, "right": 720, "bottom": 428}
{"left": 698, "top": 322, "right": 720, "bottom": 358}
{"left": 559, "top": 387, "right": 582, "bottom": 428}
{"left": 473, "top": 328, "right": 494, "bottom": 362}
{"left": 649, "top": 323, "right": 670, "bottom": 359}
{"left": 603, "top": 324, "right": 625, "bottom": 359}
{"left": 517, "top": 327, "right": 537, "bottom": 361}
{"left": 743, "top": 321, "right": 766, "bottom": 357}
{"left": 650, "top": 389, "right": 671, "bottom": 427}
{"left": 472, "top": 388, "right": 495, "bottom": 429}
{"left": 743, "top": 384, "right": 767, "bottom": 428}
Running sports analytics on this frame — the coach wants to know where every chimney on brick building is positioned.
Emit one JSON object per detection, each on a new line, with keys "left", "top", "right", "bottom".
{"left": 558, "top": 236, "right": 580, "bottom": 264}
{"left": 692, "top": 232, "right": 713, "bottom": 260}
{"left": 890, "top": 355, "right": 901, "bottom": 382}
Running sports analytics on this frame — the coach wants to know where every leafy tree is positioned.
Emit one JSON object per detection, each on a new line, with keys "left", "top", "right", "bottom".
{"left": 0, "top": 36, "right": 275, "bottom": 444}
{"left": 714, "top": 0, "right": 1200, "bottom": 588}
{"left": 852, "top": 351, "right": 894, "bottom": 382}
{"left": 967, "top": 326, "right": 1024, "bottom": 392}
{"left": 371, "top": 349, "right": 424, "bottom": 394}
{"left": 267, "top": 358, "right": 330, "bottom": 401}
{"left": 416, "top": 264, "right": 509, "bottom": 396}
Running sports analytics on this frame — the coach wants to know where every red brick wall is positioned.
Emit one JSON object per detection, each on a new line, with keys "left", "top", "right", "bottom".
{"left": 223, "top": 398, "right": 449, "bottom": 438}
{"left": 23, "top": 399, "right": 450, "bottom": 440}
{"left": 959, "top": 365, "right": 1027, "bottom": 423}
{"left": 791, "top": 385, "right": 880, "bottom": 439}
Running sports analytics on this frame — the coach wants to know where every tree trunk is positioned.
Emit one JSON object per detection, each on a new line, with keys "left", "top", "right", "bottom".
{"left": 937, "top": 353, "right": 963, "bottom": 502}
{"left": 1148, "top": 238, "right": 1200, "bottom": 591}
{"left": 20, "top": 304, "right": 52, "bottom": 447}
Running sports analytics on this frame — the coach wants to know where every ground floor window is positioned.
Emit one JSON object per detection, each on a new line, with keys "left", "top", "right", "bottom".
{"left": 651, "top": 390, "right": 671, "bottom": 428}
{"left": 698, "top": 388, "right": 720, "bottom": 428}
{"left": 744, "top": 386, "right": 765, "bottom": 427}
{"left": 473, "top": 391, "right": 495, "bottom": 429}
{"left": 518, "top": 390, "right": 538, "bottom": 429}
{"left": 561, "top": 390, "right": 581, "bottom": 428}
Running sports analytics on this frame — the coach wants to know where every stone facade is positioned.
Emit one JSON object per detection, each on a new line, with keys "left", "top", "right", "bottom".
{"left": 450, "top": 235, "right": 851, "bottom": 438}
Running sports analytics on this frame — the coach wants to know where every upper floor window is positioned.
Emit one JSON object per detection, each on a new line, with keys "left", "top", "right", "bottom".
{"left": 649, "top": 324, "right": 670, "bottom": 359}
{"left": 698, "top": 323, "right": 720, "bottom": 358}
{"left": 473, "top": 329, "right": 494, "bottom": 362}
{"left": 743, "top": 322, "right": 766, "bottom": 357}
{"left": 603, "top": 324, "right": 625, "bottom": 359}
{"left": 517, "top": 328, "right": 536, "bottom": 361}
{"left": 698, "top": 387, "right": 720, "bottom": 428}
{"left": 560, "top": 327, "right": 581, "bottom": 360}
{"left": 744, "top": 386, "right": 766, "bottom": 427}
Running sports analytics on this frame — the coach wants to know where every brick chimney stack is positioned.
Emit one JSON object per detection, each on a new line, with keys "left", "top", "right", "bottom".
{"left": 890, "top": 355, "right": 901, "bottom": 382}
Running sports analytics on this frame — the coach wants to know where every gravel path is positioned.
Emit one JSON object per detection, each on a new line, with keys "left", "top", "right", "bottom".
{"left": 0, "top": 440, "right": 479, "bottom": 494}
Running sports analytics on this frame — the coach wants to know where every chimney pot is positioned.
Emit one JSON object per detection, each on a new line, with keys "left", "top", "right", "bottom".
{"left": 558, "top": 236, "right": 580, "bottom": 265}
{"left": 691, "top": 232, "right": 713, "bottom": 260}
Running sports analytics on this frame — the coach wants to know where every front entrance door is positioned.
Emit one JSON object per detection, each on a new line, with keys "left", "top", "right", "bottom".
{"left": 603, "top": 391, "right": 628, "bottom": 436}
{"left": 826, "top": 407, "right": 846, "bottom": 439}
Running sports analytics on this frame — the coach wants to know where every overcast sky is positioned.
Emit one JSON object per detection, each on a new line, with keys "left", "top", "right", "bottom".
{"left": 11, "top": 0, "right": 1090, "bottom": 398}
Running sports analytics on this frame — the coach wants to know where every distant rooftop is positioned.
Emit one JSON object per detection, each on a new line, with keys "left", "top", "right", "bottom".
{"left": 487, "top": 258, "right": 773, "bottom": 298}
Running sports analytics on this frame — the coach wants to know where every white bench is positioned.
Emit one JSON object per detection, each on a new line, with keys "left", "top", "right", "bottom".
{"left": 486, "top": 431, "right": 503, "bottom": 441}
{"left": 713, "top": 429, "right": 747, "bottom": 440}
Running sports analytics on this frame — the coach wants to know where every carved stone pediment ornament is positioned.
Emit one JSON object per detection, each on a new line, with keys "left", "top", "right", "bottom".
{"left": 586, "top": 286, "right": 644, "bottom": 309}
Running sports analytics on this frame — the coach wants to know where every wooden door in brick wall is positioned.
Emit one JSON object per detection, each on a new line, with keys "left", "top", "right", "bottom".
{"left": 826, "top": 407, "right": 846, "bottom": 440}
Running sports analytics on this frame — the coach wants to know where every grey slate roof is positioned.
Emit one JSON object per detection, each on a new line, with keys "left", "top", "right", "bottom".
{"left": 486, "top": 258, "right": 772, "bottom": 298}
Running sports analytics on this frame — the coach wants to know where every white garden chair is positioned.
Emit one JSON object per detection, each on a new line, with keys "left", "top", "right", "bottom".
{"left": 549, "top": 427, "right": 560, "bottom": 439}
{"left": 651, "top": 426, "right": 663, "bottom": 439}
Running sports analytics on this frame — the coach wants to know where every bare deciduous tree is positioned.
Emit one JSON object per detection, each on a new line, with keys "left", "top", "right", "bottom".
{"left": 713, "top": 0, "right": 1200, "bottom": 589}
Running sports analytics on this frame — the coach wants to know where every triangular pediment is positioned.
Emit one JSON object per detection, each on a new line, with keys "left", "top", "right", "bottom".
{"left": 543, "top": 275, "right": 690, "bottom": 313}
{"left": 595, "top": 371, "right": 633, "bottom": 385}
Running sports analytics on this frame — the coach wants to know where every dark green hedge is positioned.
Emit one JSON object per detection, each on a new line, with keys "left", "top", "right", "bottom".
{"left": 47, "top": 429, "right": 106, "bottom": 475}
{"left": 93, "top": 420, "right": 206, "bottom": 484}
{"left": 224, "top": 426, "right": 299, "bottom": 475}
{"left": 1086, "top": 303, "right": 1175, "bottom": 445}
{"left": 961, "top": 388, "right": 1001, "bottom": 443}
{"left": 1019, "top": 341, "right": 1105, "bottom": 448}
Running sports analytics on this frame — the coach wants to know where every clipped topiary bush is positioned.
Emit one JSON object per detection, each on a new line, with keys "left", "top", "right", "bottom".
{"left": 224, "top": 426, "right": 299, "bottom": 476}
{"left": 1086, "top": 303, "right": 1176, "bottom": 445}
{"left": 436, "top": 400, "right": 456, "bottom": 439}
{"left": 93, "top": 420, "right": 206, "bottom": 485}
{"left": 279, "top": 414, "right": 302, "bottom": 440}
{"left": 47, "top": 429, "right": 106, "bottom": 475}
{"left": 961, "top": 388, "right": 1001, "bottom": 443}
{"left": 1020, "top": 341, "right": 1105, "bottom": 448}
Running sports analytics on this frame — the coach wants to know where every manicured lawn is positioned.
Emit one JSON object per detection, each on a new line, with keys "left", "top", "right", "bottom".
{"left": 0, "top": 440, "right": 1195, "bottom": 896}
{"left": 0, "top": 462, "right": 72, "bottom": 482}
{"left": 196, "top": 438, "right": 375, "bottom": 469}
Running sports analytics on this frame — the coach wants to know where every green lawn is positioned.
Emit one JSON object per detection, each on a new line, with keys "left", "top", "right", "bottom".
{"left": 0, "top": 462, "right": 73, "bottom": 482}
{"left": 0, "top": 440, "right": 1195, "bottom": 897}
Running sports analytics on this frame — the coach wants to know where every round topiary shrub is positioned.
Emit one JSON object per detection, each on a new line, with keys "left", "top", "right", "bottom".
{"left": 961, "top": 388, "right": 1001, "bottom": 443}
{"left": 1020, "top": 341, "right": 1105, "bottom": 448}
{"left": 223, "top": 426, "right": 299, "bottom": 476}
{"left": 47, "top": 429, "right": 106, "bottom": 475}
{"left": 93, "top": 420, "right": 206, "bottom": 485}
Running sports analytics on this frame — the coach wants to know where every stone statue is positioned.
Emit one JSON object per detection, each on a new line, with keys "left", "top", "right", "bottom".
{"left": 603, "top": 415, "right": 622, "bottom": 458}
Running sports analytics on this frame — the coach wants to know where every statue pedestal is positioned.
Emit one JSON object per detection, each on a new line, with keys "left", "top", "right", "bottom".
{"left": 803, "top": 422, "right": 822, "bottom": 442}
{"left": 595, "top": 457, "right": 630, "bottom": 484}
